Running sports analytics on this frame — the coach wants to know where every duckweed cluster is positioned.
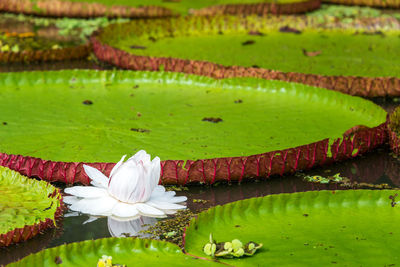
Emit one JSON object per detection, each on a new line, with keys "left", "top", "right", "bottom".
{"left": 203, "top": 234, "right": 262, "bottom": 258}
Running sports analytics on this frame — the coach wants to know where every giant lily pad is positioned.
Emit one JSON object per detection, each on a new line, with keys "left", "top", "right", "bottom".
{"left": 0, "top": 166, "right": 62, "bottom": 247}
{"left": 323, "top": 0, "right": 400, "bottom": 8}
{"left": 0, "top": 0, "right": 320, "bottom": 18}
{"left": 0, "top": 70, "right": 386, "bottom": 185}
{"left": 92, "top": 16, "right": 400, "bottom": 97}
{"left": 184, "top": 190, "right": 400, "bottom": 266}
{"left": 9, "top": 238, "right": 219, "bottom": 266}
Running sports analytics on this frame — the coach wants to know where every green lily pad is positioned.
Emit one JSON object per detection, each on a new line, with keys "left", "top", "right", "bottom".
{"left": 93, "top": 16, "right": 400, "bottom": 97}
{"left": 0, "top": 70, "right": 385, "bottom": 163}
{"left": 101, "top": 18, "right": 399, "bottom": 78}
{"left": 184, "top": 190, "right": 400, "bottom": 266}
{"left": 9, "top": 238, "right": 219, "bottom": 266}
{"left": 0, "top": 70, "right": 386, "bottom": 184}
{"left": 0, "top": 166, "right": 62, "bottom": 246}
{"left": 0, "top": 0, "right": 320, "bottom": 17}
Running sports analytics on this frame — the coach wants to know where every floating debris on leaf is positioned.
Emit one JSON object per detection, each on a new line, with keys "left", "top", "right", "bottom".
{"left": 302, "top": 48, "right": 321, "bottom": 57}
{"left": 202, "top": 117, "right": 223, "bottom": 123}
{"left": 248, "top": 31, "right": 264, "bottom": 36}
{"left": 279, "top": 26, "right": 301, "bottom": 34}
{"left": 130, "top": 45, "right": 146, "bottom": 49}
{"left": 82, "top": 100, "right": 93, "bottom": 105}
{"left": 389, "top": 194, "right": 398, "bottom": 207}
{"left": 242, "top": 40, "right": 255, "bottom": 46}
{"left": 130, "top": 128, "right": 150, "bottom": 133}
{"left": 204, "top": 233, "right": 262, "bottom": 258}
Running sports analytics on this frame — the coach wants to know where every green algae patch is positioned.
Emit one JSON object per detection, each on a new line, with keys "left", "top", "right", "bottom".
{"left": 0, "top": 70, "right": 385, "bottom": 164}
{"left": 184, "top": 190, "right": 400, "bottom": 266}
{"left": 0, "top": 166, "right": 62, "bottom": 246}
{"left": 110, "top": 24, "right": 400, "bottom": 78}
{"left": 10, "top": 238, "right": 220, "bottom": 266}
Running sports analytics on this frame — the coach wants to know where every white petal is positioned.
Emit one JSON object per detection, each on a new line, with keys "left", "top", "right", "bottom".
{"left": 83, "top": 165, "right": 109, "bottom": 189}
{"left": 63, "top": 211, "right": 79, "bottom": 217}
{"left": 112, "top": 202, "right": 139, "bottom": 218}
{"left": 134, "top": 203, "right": 165, "bottom": 217}
{"left": 108, "top": 161, "right": 141, "bottom": 203}
{"left": 83, "top": 216, "right": 99, "bottom": 224}
{"left": 168, "top": 196, "right": 188, "bottom": 203}
{"left": 146, "top": 200, "right": 186, "bottom": 210}
{"left": 64, "top": 186, "right": 108, "bottom": 198}
{"left": 63, "top": 196, "right": 80, "bottom": 205}
{"left": 150, "top": 185, "right": 166, "bottom": 198}
{"left": 110, "top": 155, "right": 127, "bottom": 178}
{"left": 129, "top": 150, "right": 151, "bottom": 164}
{"left": 150, "top": 156, "right": 161, "bottom": 189}
{"left": 69, "top": 196, "right": 118, "bottom": 216}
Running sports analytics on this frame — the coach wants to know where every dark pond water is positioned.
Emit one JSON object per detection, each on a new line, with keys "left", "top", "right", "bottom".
{"left": 0, "top": 60, "right": 399, "bottom": 266}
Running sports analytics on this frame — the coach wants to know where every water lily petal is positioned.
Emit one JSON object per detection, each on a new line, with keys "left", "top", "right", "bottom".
{"left": 110, "top": 155, "right": 127, "bottom": 179}
{"left": 63, "top": 196, "right": 80, "bottom": 205}
{"left": 135, "top": 203, "right": 165, "bottom": 217}
{"left": 69, "top": 196, "right": 118, "bottom": 216}
{"left": 112, "top": 202, "right": 139, "bottom": 218}
{"left": 83, "top": 165, "right": 109, "bottom": 188}
{"left": 108, "top": 160, "right": 143, "bottom": 203}
{"left": 64, "top": 186, "right": 108, "bottom": 198}
{"left": 150, "top": 185, "right": 166, "bottom": 198}
{"left": 166, "top": 196, "right": 188, "bottom": 203}
{"left": 63, "top": 211, "right": 79, "bottom": 217}
{"left": 146, "top": 200, "right": 186, "bottom": 210}
{"left": 149, "top": 156, "right": 161, "bottom": 189}
{"left": 83, "top": 216, "right": 99, "bottom": 224}
{"left": 129, "top": 150, "right": 151, "bottom": 164}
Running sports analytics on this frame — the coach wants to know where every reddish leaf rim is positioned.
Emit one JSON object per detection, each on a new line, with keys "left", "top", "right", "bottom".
{"left": 388, "top": 108, "right": 400, "bottom": 155}
{"left": 91, "top": 16, "right": 400, "bottom": 98}
{"left": 0, "top": 189, "right": 64, "bottom": 247}
{"left": 0, "top": 43, "right": 90, "bottom": 63}
{"left": 0, "top": 122, "right": 387, "bottom": 185}
{"left": 0, "top": 0, "right": 320, "bottom": 18}
{"left": 323, "top": 0, "right": 400, "bottom": 8}
{"left": 0, "top": 0, "right": 174, "bottom": 18}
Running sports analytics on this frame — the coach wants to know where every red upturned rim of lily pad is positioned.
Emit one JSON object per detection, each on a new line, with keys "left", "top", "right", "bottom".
{"left": 388, "top": 108, "right": 400, "bottom": 155}
{"left": 90, "top": 16, "right": 400, "bottom": 98}
{"left": 322, "top": 0, "right": 400, "bottom": 9}
{"left": 0, "top": 122, "right": 387, "bottom": 186}
{"left": 0, "top": 0, "right": 320, "bottom": 18}
{"left": 0, "top": 189, "right": 64, "bottom": 247}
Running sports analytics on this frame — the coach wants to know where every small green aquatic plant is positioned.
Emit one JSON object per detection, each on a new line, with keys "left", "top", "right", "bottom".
{"left": 203, "top": 233, "right": 262, "bottom": 258}
{"left": 302, "top": 173, "right": 344, "bottom": 184}
{"left": 97, "top": 255, "right": 126, "bottom": 267}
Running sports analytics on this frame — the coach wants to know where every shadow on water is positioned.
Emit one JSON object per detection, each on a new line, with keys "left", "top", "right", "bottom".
{"left": 1, "top": 61, "right": 400, "bottom": 265}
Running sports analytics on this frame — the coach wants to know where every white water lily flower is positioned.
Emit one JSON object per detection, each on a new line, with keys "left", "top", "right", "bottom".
{"left": 64, "top": 150, "right": 187, "bottom": 218}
